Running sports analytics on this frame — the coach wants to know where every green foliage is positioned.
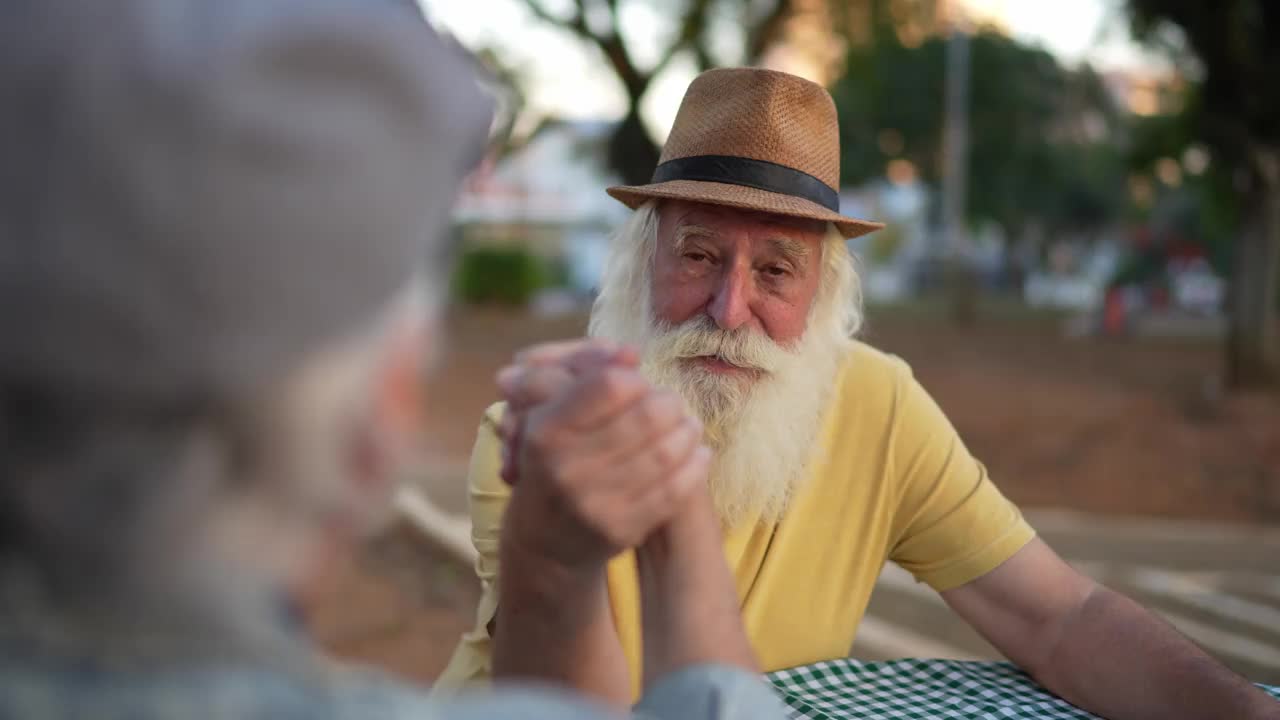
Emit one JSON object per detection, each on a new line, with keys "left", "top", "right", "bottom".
{"left": 1128, "top": 0, "right": 1280, "bottom": 155}
{"left": 1128, "top": 112, "right": 1241, "bottom": 271}
{"left": 832, "top": 26, "right": 944, "bottom": 188}
{"left": 1125, "top": 0, "right": 1280, "bottom": 385}
{"left": 453, "top": 245, "right": 554, "bottom": 306}
{"left": 1121, "top": 12, "right": 1260, "bottom": 276}
{"left": 830, "top": 25, "right": 1127, "bottom": 238}
{"left": 1127, "top": 110, "right": 1195, "bottom": 172}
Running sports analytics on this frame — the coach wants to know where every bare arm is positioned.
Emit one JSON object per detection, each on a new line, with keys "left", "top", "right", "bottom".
{"left": 489, "top": 344, "right": 637, "bottom": 703}
{"left": 634, "top": 480, "right": 759, "bottom": 689}
{"left": 487, "top": 348, "right": 709, "bottom": 706}
{"left": 942, "top": 538, "right": 1279, "bottom": 720}
{"left": 492, "top": 538, "right": 630, "bottom": 703}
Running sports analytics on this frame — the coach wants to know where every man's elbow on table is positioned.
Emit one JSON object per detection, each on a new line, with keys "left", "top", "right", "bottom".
{"left": 943, "top": 538, "right": 1280, "bottom": 719}
{"left": 940, "top": 539, "right": 1095, "bottom": 688}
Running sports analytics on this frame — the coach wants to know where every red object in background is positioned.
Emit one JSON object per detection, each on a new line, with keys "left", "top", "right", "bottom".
{"left": 1150, "top": 286, "right": 1170, "bottom": 309}
{"left": 1130, "top": 226, "right": 1153, "bottom": 249}
{"left": 1167, "top": 239, "right": 1205, "bottom": 262}
{"left": 1104, "top": 288, "right": 1126, "bottom": 336}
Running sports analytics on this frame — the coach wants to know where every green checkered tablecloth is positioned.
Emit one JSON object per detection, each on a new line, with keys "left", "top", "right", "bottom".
{"left": 767, "top": 658, "right": 1280, "bottom": 719}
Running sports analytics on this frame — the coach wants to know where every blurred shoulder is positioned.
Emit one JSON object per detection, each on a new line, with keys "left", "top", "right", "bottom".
{"left": 333, "top": 670, "right": 608, "bottom": 720}
{"left": 480, "top": 400, "right": 507, "bottom": 427}
{"left": 467, "top": 401, "right": 508, "bottom": 496}
{"left": 476, "top": 401, "right": 507, "bottom": 441}
{"left": 0, "top": 662, "right": 609, "bottom": 720}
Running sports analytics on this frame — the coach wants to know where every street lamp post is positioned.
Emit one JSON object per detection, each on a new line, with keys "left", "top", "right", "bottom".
{"left": 941, "top": 10, "right": 974, "bottom": 323}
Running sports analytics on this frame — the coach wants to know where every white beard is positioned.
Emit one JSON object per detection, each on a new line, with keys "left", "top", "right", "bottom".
{"left": 588, "top": 203, "right": 862, "bottom": 528}
{"left": 638, "top": 317, "right": 848, "bottom": 527}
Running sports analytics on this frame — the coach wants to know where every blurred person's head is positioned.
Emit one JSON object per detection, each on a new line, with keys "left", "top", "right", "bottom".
{"left": 0, "top": 0, "right": 491, "bottom": 662}
{"left": 589, "top": 68, "right": 882, "bottom": 526}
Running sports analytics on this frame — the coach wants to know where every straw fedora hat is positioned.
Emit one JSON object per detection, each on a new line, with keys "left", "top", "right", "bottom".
{"left": 608, "top": 67, "right": 884, "bottom": 239}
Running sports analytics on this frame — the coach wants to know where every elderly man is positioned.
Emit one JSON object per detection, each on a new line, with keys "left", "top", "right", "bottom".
{"left": 0, "top": 1, "right": 786, "bottom": 718}
{"left": 441, "top": 67, "right": 1279, "bottom": 719}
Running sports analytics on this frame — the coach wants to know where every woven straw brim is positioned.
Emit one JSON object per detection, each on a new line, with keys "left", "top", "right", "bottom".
{"left": 607, "top": 179, "right": 884, "bottom": 239}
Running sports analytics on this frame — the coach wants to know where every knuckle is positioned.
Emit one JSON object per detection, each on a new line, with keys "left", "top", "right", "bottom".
{"left": 647, "top": 390, "right": 682, "bottom": 425}
{"left": 517, "top": 341, "right": 564, "bottom": 364}
{"left": 531, "top": 367, "right": 570, "bottom": 399}
{"left": 650, "top": 478, "right": 677, "bottom": 511}
{"left": 637, "top": 394, "right": 664, "bottom": 427}
{"left": 596, "top": 368, "right": 624, "bottom": 397}
{"left": 524, "top": 419, "right": 558, "bottom": 454}
{"left": 655, "top": 388, "right": 683, "bottom": 411}
{"left": 597, "top": 367, "right": 636, "bottom": 399}
{"left": 522, "top": 368, "right": 553, "bottom": 395}
{"left": 651, "top": 436, "right": 680, "bottom": 469}
{"left": 546, "top": 454, "right": 576, "bottom": 485}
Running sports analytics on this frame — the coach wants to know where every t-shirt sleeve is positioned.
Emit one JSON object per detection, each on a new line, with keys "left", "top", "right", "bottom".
{"left": 885, "top": 362, "right": 1035, "bottom": 592}
{"left": 432, "top": 403, "right": 510, "bottom": 692}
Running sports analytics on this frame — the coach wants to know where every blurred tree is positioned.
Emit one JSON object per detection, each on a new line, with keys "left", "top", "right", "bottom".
{"left": 1125, "top": 95, "right": 1239, "bottom": 277}
{"left": 496, "top": 0, "right": 943, "bottom": 184}
{"left": 454, "top": 245, "right": 554, "bottom": 305}
{"left": 471, "top": 46, "right": 529, "bottom": 159}
{"left": 510, "top": 0, "right": 801, "bottom": 185}
{"left": 830, "top": 20, "right": 1126, "bottom": 276}
{"left": 1127, "top": 0, "right": 1280, "bottom": 387}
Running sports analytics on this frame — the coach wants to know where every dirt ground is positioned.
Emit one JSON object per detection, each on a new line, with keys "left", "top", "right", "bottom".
{"left": 309, "top": 302, "right": 1280, "bottom": 684}
{"left": 862, "top": 309, "right": 1280, "bottom": 524}
{"left": 304, "top": 524, "right": 480, "bottom": 685}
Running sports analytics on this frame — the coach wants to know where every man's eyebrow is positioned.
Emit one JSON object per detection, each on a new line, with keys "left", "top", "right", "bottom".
{"left": 766, "top": 236, "right": 811, "bottom": 264}
{"left": 673, "top": 223, "right": 717, "bottom": 251}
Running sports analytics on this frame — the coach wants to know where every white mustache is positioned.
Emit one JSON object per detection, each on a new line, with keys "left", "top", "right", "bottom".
{"left": 649, "top": 315, "right": 791, "bottom": 374}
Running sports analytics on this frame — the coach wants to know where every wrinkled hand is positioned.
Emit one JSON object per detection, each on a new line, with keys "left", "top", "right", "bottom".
{"left": 496, "top": 339, "right": 710, "bottom": 570}
{"left": 496, "top": 339, "right": 633, "bottom": 486}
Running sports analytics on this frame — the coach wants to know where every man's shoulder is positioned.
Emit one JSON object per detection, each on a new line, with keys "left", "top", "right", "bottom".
{"left": 834, "top": 339, "right": 916, "bottom": 404}
{"left": 0, "top": 661, "right": 605, "bottom": 720}
{"left": 841, "top": 339, "right": 911, "bottom": 374}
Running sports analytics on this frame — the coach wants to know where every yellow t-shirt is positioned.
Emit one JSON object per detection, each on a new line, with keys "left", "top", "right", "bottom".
{"left": 435, "top": 341, "right": 1034, "bottom": 697}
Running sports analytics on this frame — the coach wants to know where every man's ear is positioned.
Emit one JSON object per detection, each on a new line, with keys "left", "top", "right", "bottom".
{"left": 338, "top": 315, "right": 433, "bottom": 514}
{"left": 370, "top": 315, "right": 434, "bottom": 447}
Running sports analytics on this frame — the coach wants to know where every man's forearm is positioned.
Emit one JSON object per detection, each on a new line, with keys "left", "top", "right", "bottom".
{"left": 634, "top": 489, "right": 758, "bottom": 689}
{"left": 491, "top": 542, "right": 630, "bottom": 704}
{"left": 1039, "top": 585, "right": 1277, "bottom": 720}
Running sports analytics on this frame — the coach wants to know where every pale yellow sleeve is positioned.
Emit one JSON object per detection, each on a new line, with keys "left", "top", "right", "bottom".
{"left": 433, "top": 402, "right": 510, "bottom": 692}
{"left": 885, "top": 362, "right": 1035, "bottom": 592}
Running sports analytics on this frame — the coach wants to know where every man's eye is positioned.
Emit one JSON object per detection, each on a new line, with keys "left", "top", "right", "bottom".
{"left": 762, "top": 265, "right": 790, "bottom": 277}
{"left": 684, "top": 252, "right": 710, "bottom": 263}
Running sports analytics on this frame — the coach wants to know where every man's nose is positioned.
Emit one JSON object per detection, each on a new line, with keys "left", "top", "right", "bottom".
{"left": 707, "top": 263, "right": 753, "bottom": 331}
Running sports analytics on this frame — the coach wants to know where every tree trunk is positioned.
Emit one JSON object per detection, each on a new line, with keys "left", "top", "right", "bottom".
{"left": 746, "top": 0, "right": 795, "bottom": 62}
{"left": 1226, "top": 148, "right": 1280, "bottom": 388}
{"left": 607, "top": 106, "right": 662, "bottom": 187}
{"left": 946, "top": 257, "right": 978, "bottom": 325}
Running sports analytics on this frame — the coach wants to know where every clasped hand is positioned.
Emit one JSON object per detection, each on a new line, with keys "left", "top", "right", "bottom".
{"left": 494, "top": 340, "right": 710, "bottom": 570}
